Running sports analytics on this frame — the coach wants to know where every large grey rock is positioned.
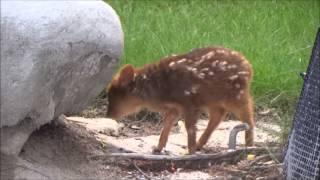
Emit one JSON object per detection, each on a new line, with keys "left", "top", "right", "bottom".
{"left": 0, "top": 1, "right": 123, "bottom": 155}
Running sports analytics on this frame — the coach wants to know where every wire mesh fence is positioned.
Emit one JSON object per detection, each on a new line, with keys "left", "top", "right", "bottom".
{"left": 284, "top": 28, "right": 320, "bottom": 179}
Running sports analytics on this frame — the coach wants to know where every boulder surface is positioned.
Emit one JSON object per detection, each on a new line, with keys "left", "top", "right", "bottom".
{"left": 0, "top": 0, "right": 123, "bottom": 155}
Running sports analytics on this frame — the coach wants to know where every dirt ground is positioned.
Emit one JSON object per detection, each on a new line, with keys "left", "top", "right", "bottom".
{"left": 2, "top": 111, "right": 284, "bottom": 179}
{"left": 67, "top": 115, "right": 283, "bottom": 179}
{"left": 1, "top": 96, "right": 284, "bottom": 179}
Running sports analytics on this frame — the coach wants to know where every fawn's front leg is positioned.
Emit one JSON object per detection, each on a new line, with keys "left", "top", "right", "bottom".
{"left": 184, "top": 109, "right": 199, "bottom": 154}
{"left": 153, "top": 109, "right": 178, "bottom": 154}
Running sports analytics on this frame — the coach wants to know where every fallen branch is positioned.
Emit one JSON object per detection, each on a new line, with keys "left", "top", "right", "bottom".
{"left": 90, "top": 147, "right": 280, "bottom": 162}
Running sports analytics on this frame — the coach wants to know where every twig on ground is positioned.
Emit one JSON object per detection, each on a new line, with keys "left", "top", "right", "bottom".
{"left": 249, "top": 152, "right": 282, "bottom": 166}
{"left": 133, "top": 161, "right": 154, "bottom": 180}
{"left": 251, "top": 163, "right": 283, "bottom": 170}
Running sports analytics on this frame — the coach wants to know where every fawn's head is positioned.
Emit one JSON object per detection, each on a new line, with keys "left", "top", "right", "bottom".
{"left": 106, "top": 64, "right": 143, "bottom": 120}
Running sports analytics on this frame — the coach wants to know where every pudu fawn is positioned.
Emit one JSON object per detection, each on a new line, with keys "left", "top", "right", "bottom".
{"left": 106, "top": 46, "right": 254, "bottom": 154}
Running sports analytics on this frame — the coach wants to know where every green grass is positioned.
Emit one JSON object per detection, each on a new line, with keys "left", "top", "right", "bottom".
{"left": 105, "top": 0, "right": 319, "bottom": 133}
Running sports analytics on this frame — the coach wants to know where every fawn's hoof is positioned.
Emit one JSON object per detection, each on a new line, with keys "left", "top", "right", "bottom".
{"left": 187, "top": 148, "right": 197, "bottom": 155}
{"left": 152, "top": 146, "right": 162, "bottom": 154}
{"left": 196, "top": 146, "right": 202, "bottom": 151}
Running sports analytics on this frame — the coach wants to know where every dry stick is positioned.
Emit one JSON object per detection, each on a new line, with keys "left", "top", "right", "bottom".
{"left": 249, "top": 154, "right": 272, "bottom": 166}
{"left": 249, "top": 153, "right": 282, "bottom": 166}
{"left": 251, "top": 163, "right": 283, "bottom": 170}
{"left": 133, "top": 161, "right": 154, "bottom": 180}
{"left": 90, "top": 147, "right": 280, "bottom": 162}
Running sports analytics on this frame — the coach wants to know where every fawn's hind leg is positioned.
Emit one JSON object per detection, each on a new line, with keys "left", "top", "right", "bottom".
{"left": 196, "top": 107, "right": 227, "bottom": 150}
{"left": 234, "top": 96, "right": 255, "bottom": 146}
{"left": 153, "top": 109, "right": 178, "bottom": 154}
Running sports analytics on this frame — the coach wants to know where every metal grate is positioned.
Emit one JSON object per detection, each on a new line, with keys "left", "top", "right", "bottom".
{"left": 284, "top": 28, "right": 320, "bottom": 179}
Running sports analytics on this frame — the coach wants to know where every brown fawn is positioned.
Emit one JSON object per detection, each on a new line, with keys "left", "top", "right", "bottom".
{"left": 106, "top": 46, "right": 254, "bottom": 154}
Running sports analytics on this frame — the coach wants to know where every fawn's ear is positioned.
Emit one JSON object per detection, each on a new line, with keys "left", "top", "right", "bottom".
{"left": 118, "top": 64, "right": 135, "bottom": 87}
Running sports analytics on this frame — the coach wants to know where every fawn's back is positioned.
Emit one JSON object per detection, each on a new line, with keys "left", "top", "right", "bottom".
{"left": 123, "top": 47, "right": 252, "bottom": 110}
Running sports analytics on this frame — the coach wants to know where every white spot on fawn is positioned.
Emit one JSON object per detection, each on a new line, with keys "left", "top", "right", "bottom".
{"left": 229, "top": 75, "right": 239, "bottom": 80}
{"left": 227, "top": 64, "right": 237, "bottom": 69}
{"left": 220, "top": 61, "right": 228, "bottom": 66}
{"left": 239, "top": 90, "right": 244, "bottom": 94}
{"left": 231, "top": 51, "right": 239, "bottom": 56}
{"left": 216, "top": 49, "right": 227, "bottom": 54}
{"left": 220, "top": 66, "right": 226, "bottom": 71}
{"left": 187, "top": 66, "right": 197, "bottom": 73}
{"left": 218, "top": 62, "right": 227, "bottom": 71}
{"left": 195, "top": 58, "right": 206, "bottom": 66}
{"left": 241, "top": 61, "right": 249, "bottom": 66}
{"left": 184, "top": 90, "right": 191, "bottom": 96}
{"left": 201, "top": 68, "right": 209, "bottom": 72}
{"left": 169, "top": 62, "right": 176, "bottom": 67}
{"left": 191, "top": 85, "right": 200, "bottom": 94}
{"left": 235, "top": 83, "right": 241, "bottom": 88}
{"left": 202, "top": 51, "right": 215, "bottom": 59}
{"left": 198, "top": 73, "right": 205, "bottom": 79}
{"left": 177, "top": 58, "right": 187, "bottom": 64}
{"left": 208, "top": 71, "right": 214, "bottom": 76}
{"left": 142, "top": 74, "right": 147, "bottom": 79}
{"left": 236, "top": 94, "right": 241, "bottom": 100}
{"left": 238, "top": 71, "right": 249, "bottom": 75}
{"left": 212, "top": 60, "right": 219, "bottom": 67}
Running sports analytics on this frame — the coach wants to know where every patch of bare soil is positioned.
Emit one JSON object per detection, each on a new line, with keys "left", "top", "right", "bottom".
{"left": 75, "top": 116, "right": 284, "bottom": 179}
{"left": 2, "top": 120, "right": 135, "bottom": 180}
{"left": 7, "top": 114, "right": 284, "bottom": 179}
{"left": 5, "top": 95, "right": 284, "bottom": 179}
